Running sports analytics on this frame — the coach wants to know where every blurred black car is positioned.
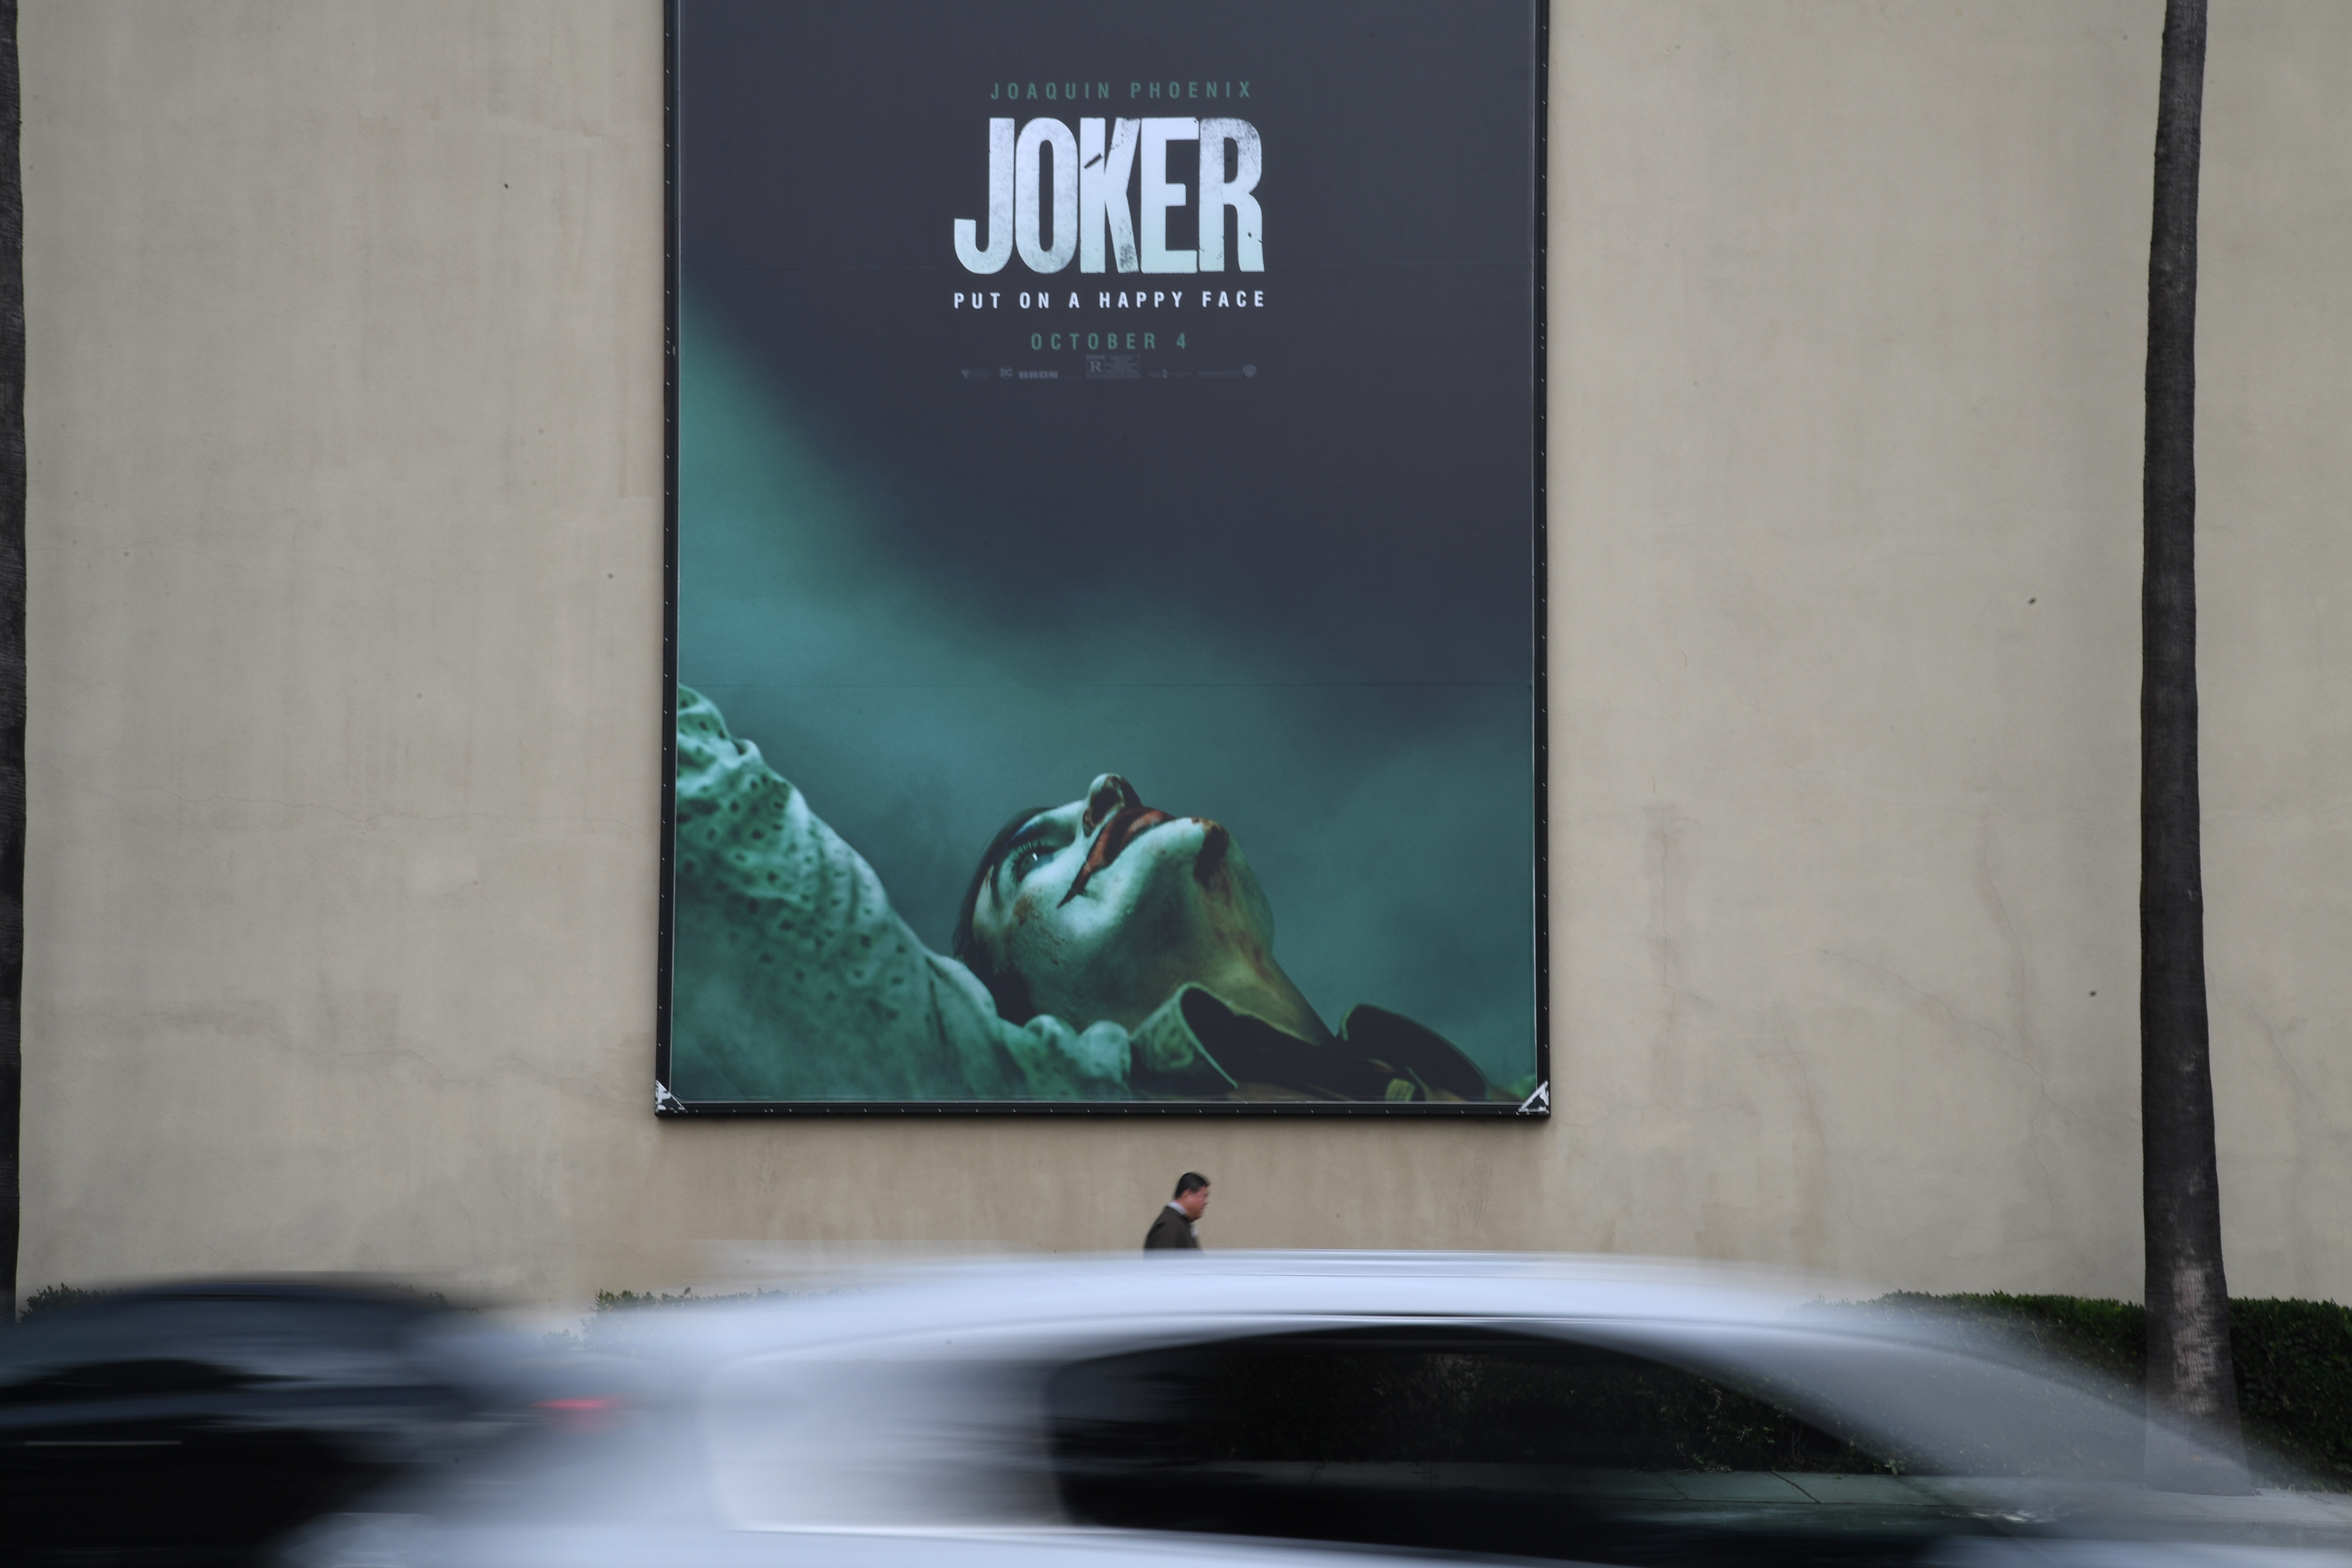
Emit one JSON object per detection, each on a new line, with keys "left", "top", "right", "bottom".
{"left": 0, "top": 1277, "right": 593, "bottom": 1566}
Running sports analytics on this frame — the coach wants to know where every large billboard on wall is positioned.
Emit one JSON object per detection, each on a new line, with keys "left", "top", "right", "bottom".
{"left": 660, "top": 0, "right": 1548, "bottom": 1114}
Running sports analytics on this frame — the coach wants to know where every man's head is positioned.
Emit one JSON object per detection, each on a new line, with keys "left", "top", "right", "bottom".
{"left": 1173, "top": 1171, "right": 1211, "bottom": 1220}
{"left": 951, "top": 772, "right": 1277, "bottom": 1030}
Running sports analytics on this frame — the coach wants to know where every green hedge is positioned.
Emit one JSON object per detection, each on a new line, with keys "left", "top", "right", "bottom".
{"left": 16, "top": 1283, "right": 111, "bottom": 1321}
{"left": 1845, "top": 1293, "right": 2352, "bottom": 1488}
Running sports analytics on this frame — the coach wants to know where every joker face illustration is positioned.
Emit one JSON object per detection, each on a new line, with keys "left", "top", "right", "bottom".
{"left": 954, "top": 773, "right": 1327, "bottom": 1042}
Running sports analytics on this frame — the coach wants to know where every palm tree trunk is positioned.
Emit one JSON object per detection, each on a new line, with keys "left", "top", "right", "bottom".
{"left": 0, "top": 0, "right": 19, "bottom": 1331}
{"left": 2140, "top": 0, "right": 2247, "bottom": 1494}
{"left": 0, "top": 0, "right": 22, "bottom": 1330}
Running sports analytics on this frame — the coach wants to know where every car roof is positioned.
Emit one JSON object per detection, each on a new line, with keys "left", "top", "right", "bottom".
{"left": 592, "top": 1251, "right": 1901, "bottom": 1366}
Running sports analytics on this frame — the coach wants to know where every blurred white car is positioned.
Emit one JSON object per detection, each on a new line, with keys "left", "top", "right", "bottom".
{"left": 285, "top": 1254, "right": 2352, "bottom": 1568}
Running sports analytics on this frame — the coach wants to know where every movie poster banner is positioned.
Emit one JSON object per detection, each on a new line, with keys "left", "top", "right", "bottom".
{"left": 660, "top": 0, "right": 1547, "bottom": 1114}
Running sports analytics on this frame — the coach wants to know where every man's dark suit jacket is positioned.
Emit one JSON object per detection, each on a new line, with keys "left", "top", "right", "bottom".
{"left": 1143, "top": 1205, "right": 1200, "bottom": 1251}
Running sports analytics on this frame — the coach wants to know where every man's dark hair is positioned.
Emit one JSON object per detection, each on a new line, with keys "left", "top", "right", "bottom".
{"left": 1174, "top": 1171, "right": 1210, "bottom": 1198}
{"left": 951, "top": 807, "right": 1049, "bottom": 1024}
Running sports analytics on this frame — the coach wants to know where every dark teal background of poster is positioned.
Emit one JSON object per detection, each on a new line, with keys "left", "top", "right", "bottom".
{"left": 672, "top": 0, "right": 1541, "bottom": 1094}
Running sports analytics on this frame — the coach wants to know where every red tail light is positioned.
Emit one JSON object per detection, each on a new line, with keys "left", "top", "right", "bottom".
{"left": 534, "top": 1396, "right": 623, "bottom": 1433}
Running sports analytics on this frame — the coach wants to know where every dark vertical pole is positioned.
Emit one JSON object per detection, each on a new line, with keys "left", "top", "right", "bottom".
{"left": 0, "top": 0, "right": 23, "bottom": 1328}
{"left": 2140, "top": 0, "right": 2247, "bottom": 1493}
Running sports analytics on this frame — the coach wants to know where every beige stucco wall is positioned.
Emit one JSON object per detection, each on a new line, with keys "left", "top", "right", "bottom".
{"left": 17, "top": 1, "right": 2352, "bottom": 1308}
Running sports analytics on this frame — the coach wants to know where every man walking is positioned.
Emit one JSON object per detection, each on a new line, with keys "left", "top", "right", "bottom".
{"left": 1144, "top": 1172, "right": 1210, "bottom": 1250}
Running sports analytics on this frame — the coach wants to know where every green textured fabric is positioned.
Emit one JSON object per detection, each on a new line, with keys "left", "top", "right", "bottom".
{"left": 669, "top": 686, "right": 1134, "bottom": 1101}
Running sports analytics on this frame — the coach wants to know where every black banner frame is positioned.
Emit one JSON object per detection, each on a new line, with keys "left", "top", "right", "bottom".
{"left": 656, "top": 0, "right": 1550, "bottom": 1117}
